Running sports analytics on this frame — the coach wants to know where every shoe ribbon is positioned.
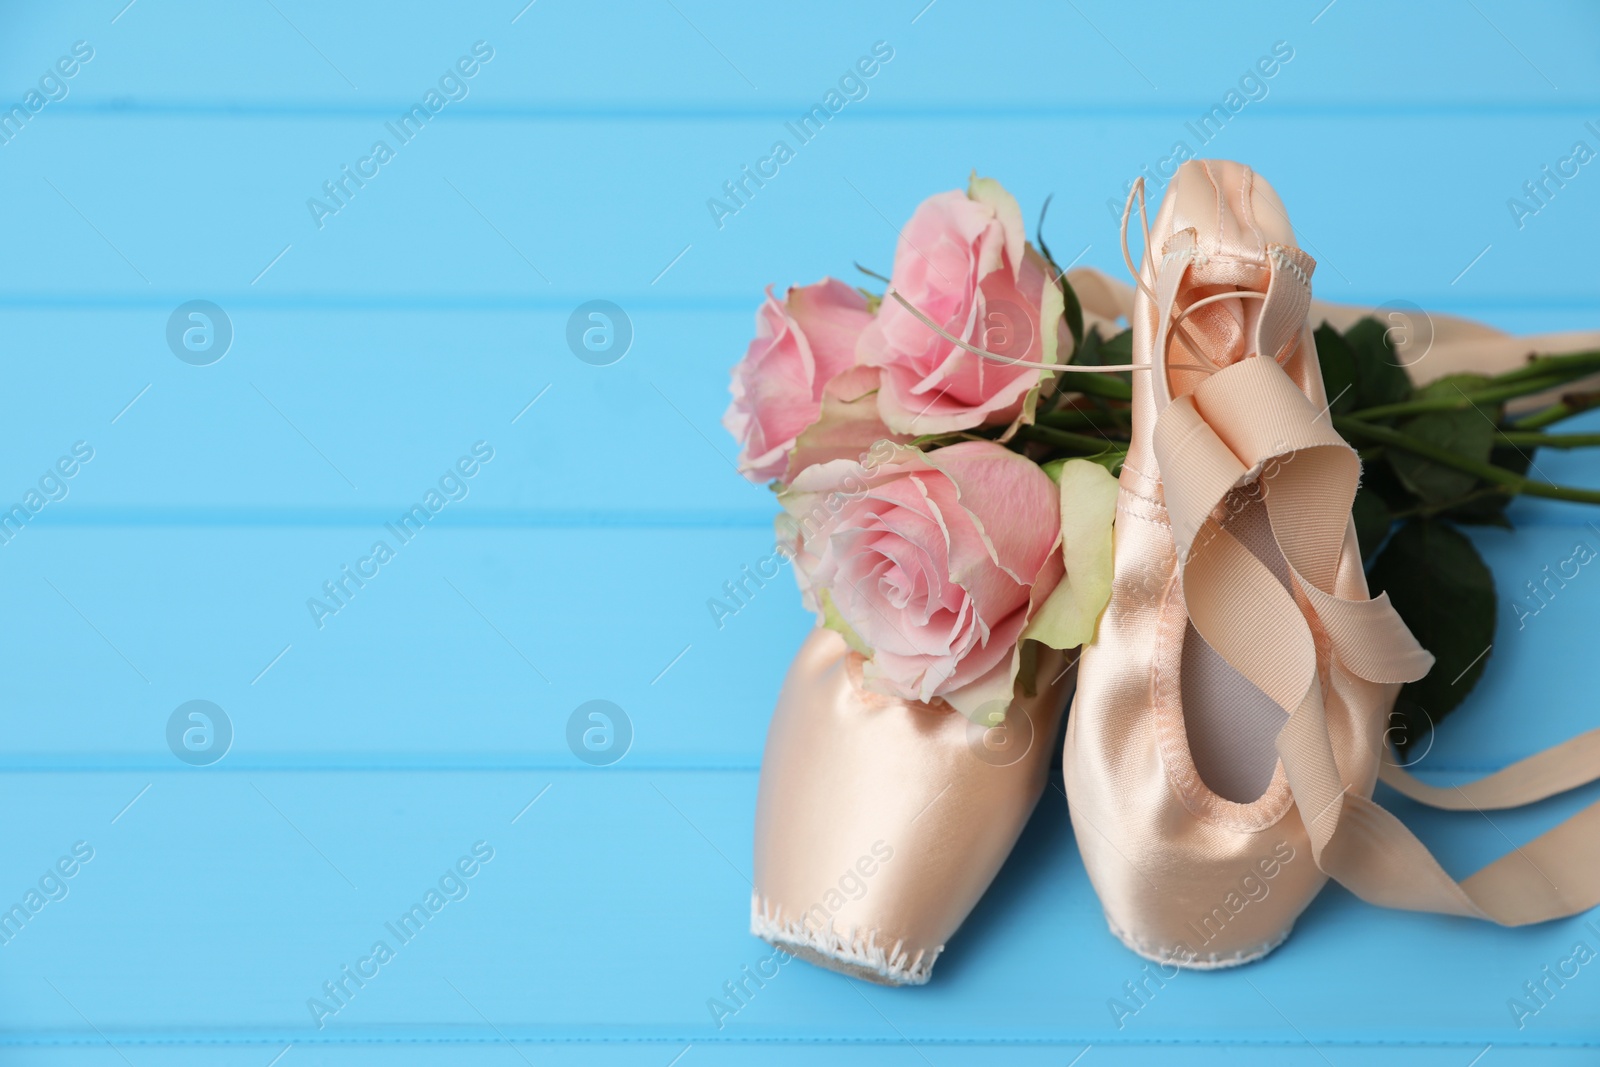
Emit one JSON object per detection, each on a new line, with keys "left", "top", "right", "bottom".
{"left": 1150, "top": 245, "right": 1600, "bottom": 925}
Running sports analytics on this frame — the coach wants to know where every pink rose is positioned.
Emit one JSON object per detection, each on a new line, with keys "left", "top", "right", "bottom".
{"left": 780, "top": 440, "right": 1063, "bottom": 718}
{"left": 859, "top": 177, "right": 1063, "bottom": 435}
{"left": 723, "top": 278, "right": 887, "bottom": 484}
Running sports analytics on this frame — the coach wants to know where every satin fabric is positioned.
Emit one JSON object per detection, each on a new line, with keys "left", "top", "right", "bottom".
{"left": 1064, "top": 160, "right": 1360, "bottom": 966}
{"left": 751, "top": 628, "right": 1071, "bottom": 984}
{"left": 1065, "top": 159, "right": 1600, "bottom": 969}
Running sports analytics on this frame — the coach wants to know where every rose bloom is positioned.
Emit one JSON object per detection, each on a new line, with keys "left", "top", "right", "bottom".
{"left": 723, "top": 278, "right": 886, "bottom": 484}
{"left": 780, "top": 440, "right": 1063, "bottom": 718}
{"left": 859, "top": 177, "right": 1062, "bottom": 435}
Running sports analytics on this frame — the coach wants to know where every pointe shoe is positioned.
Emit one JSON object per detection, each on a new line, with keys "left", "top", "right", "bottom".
{"left": 1066, "top": 159, "right": 1600, "bottom": 970}
{"left": 751, "top": 627, "right": 1071, "bottom": 985}
{"left": 1064, "top": 159, "right": 1360, "bottom": 968}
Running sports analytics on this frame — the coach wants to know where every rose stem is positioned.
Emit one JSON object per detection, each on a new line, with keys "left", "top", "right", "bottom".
{"left": 1334, "top": 416, "right": 1600, "bottom": 506}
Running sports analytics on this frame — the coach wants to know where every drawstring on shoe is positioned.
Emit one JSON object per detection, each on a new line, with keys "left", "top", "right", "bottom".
{"left": 1119, "top": 177, "right": 1158, "bottom": 307}
{"left": 884, "top": 287, "right": 1146, "bottom": 374}
{"left": 1121, "top": 177, "right": 1224, "bottom": 378}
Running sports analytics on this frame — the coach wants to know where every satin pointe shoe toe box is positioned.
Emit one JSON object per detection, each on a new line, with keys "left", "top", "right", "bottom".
{"left": 751, "top": 627, "right": 1071, "bottom": 985}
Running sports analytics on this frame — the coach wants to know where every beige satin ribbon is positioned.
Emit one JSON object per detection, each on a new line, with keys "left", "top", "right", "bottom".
{"left": 1380, "top": 733, "right": 1600, "bottom": 810}
{"left": 1133, "top": 249, "right": 1600, "bottom": 927}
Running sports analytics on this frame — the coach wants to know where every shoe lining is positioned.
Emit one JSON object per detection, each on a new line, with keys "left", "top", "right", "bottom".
{"left": 1180, "top": 490, "right": 1293, "bottom": 804}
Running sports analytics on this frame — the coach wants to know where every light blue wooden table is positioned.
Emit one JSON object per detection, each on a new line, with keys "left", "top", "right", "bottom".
{"left": 0, "top": 2, "right": 1597, "bottom": 1062}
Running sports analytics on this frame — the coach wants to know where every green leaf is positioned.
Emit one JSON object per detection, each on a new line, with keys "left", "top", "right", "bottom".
{"left": 1074, "top": 325, "right": 1103, "bottom": 364}
{"left": 1064, "top": 375, "right": 1132, "bottom": 405}
{"left": 1386, "top": 409, "right": 1496, "bottom": 503}
{"left": 1060, "top": 326, "right": 1134, "bottom": 400}
{"left": 1344, "top": 317, "right": 1413, "bottom": 410}
{"left": 1096, "top": 328, "right": 1133, "bottom": 365}
{"left": 1366, "top": 519, "right": 1496, "bottom": 750}
{"left": 1436, "top": 492, "right": 1514, "bottom": 529}
{"left": 1437, "top": 442, "right": 1529, "bottom": 527}
{"left": 1059, "top": 272, "right": 1085, "bottom": 356}
{"left": 1351, "top": 487, "right": 1392, "bottom": 562}
{"left": 1034, "top": 193, "right": 1084, "bottom": 355}
{"left": 1491, "top": 442, "right": 1535, "bottom": 479}
{"left": 1416, "top": 373, "right": 1492, "bottom": 401}
{"left": 1314, "top": 323, "right": 1358, "bottom": 415}
{"left": 1358, "top": 457, "right": 1423, "bottom": 514}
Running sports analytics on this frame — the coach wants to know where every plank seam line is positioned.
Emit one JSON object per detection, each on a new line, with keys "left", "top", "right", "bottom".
{"left": 35, "top": 103, "right": 1600, "bottom": 121}
{"left": 0, "top": 1034, "right": 1593, "bottom": 1049}
{"left": 0, "top": 763, "right": 1566, "bottom": 775}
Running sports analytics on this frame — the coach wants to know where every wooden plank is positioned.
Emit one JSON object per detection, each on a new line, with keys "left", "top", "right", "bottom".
{"left": 0, "top": 527, "right": 805, "bottom": 766}
{"left": 9, "top": 1, "right": 1600, "bottom": 108}
{"left": 0, "top": 524, "right": 1591, "bottom": 767}
{"left": 4, "top": 1044, "right": 1592, "bottom": 1066}
{"left": 0, "top": 307, "right": 1594, "bottom": 515}
{"left": 0, "top": 767, "right": 1593, "bottom": 1050}
{"left": 0, "top": 114, "right": 1598, "bottom": 305}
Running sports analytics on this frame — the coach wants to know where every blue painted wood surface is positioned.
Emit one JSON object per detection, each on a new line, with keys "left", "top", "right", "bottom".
{"left": 1, "top": 1, "right": 1597, "bottom": 1062}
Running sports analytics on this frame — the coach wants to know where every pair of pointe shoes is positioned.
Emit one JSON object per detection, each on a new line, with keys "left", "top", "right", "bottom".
{"left": 752, "top": 160, "right": 1600, "bottom": 984}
